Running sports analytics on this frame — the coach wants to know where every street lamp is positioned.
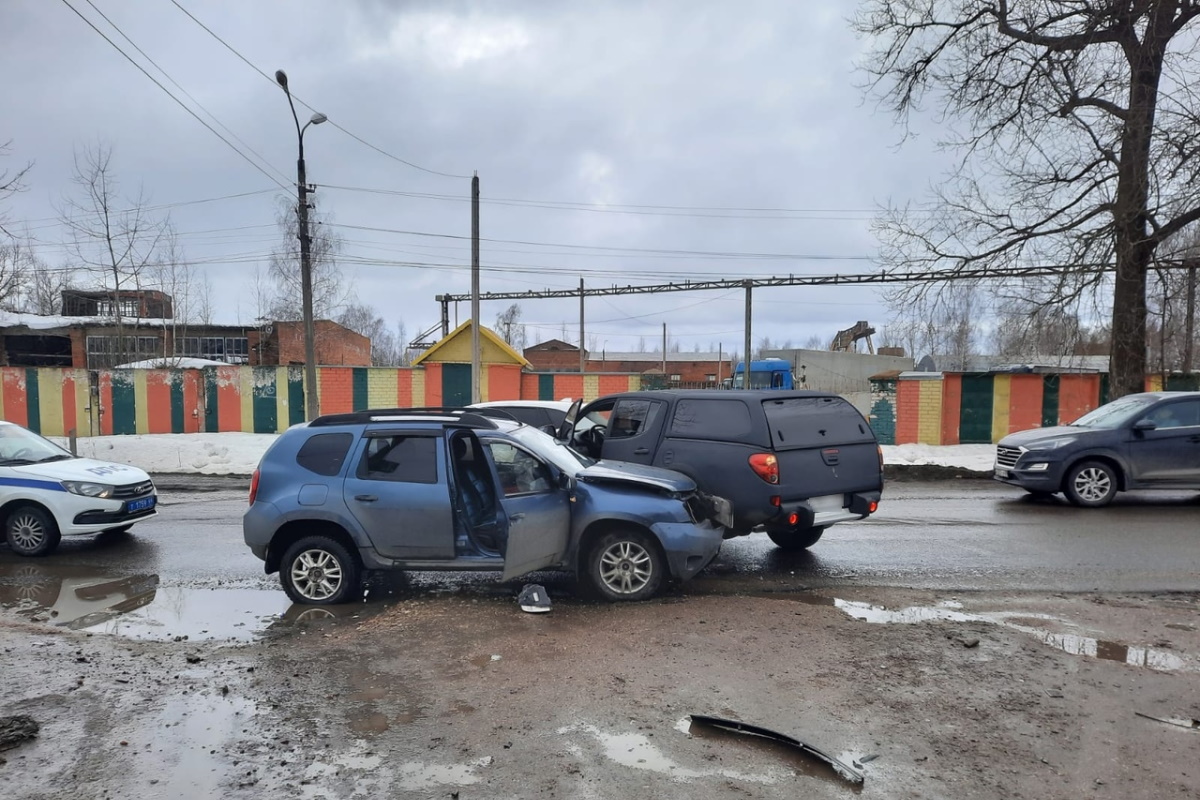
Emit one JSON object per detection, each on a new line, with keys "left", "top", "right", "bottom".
{"left": 275, "top": 69, "right": 327, "bottom": 421}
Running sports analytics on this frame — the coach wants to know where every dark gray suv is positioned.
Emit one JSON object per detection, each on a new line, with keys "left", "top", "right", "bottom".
{"left": 564, "top": 390, "right": 883, "bottom": 550}
{"left": 994, "top": 391, "right": 1200, "bottom": 506}
{"left": 243, "top": 408, "right": 726, "bottom": 604}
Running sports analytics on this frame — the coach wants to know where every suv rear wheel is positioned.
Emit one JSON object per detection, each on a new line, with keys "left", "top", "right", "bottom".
{"left": 583, "top": 530, "right": 664, "bottom": 602}
{"left": 765, "top": 525, "right": 825, "bottom": 551}
{"left": 280, "top": 535, "right": 362, "bottom": 605}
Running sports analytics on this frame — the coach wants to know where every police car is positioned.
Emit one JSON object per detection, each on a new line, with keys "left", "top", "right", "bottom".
{"left": 0, "top": 420, "right": 157, "bottom": 557}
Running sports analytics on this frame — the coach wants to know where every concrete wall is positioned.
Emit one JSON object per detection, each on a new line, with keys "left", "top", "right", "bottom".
{"left": 763, "top": 348, "right": 915, "bottom": 396}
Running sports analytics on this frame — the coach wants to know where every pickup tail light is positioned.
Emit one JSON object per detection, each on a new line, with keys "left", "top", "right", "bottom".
{"left": 248, "top": 468, "right": 260, "bottom": 506}
{"left": 748, "top": 453, "right": 779, "bottom": 484}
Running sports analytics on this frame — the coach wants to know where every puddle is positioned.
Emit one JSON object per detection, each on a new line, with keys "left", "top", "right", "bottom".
{"left": 87, "top": 587, "right": 294, "bottom": 641}
{"left": 786, "top": 592, "right": 1198, "bottom": 673}
{"left": 134, "top": 694, "right": 257, "bottom": 796}
{"left": 0, "top": 562, "right": 395, "bottom": 641}
{"left": 297, "top": 740, "right": 490, "bottom": 798}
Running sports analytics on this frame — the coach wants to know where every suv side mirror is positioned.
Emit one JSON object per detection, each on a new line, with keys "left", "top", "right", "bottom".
{"left": 1133, "top": 418, "right": 1156, "bottom": 431}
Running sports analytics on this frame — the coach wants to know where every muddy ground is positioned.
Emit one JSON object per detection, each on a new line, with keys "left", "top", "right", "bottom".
{"left": 3, "top": 586, "right": 1198, "bottom": 799}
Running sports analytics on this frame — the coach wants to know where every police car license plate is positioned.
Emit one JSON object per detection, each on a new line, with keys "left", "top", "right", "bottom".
{"left": 994, "top": 468, "right": 1009, "bottom": 478}
{"left": 126, "top": 496, "right": 156, "bottom": 512}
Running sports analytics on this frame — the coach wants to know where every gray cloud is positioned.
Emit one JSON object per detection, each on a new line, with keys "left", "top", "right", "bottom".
{"left": 1, "top": 0, "right": 953, "bottom": 354}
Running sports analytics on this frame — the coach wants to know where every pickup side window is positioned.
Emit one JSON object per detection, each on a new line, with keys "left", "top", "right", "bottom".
{"left": 609, "top": 400, "right": 661, "bottom": 440}
{"left": 763, "top": 396, "right": 876, "bottom": 449}
{"left": 357, "top": 435, "right": 438, "bottom": 483}
{"left": 669, "top": 399, "right": 753, "bottom": 439}
{"left": 295, "top": 433, "right": 353, "bottom": 476}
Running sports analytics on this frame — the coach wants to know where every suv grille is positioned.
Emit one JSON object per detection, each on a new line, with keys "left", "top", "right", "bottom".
{"left": 114, "top": 480, "right": 155, "bottom": 499}
{"left": 995, "top": 446, "right": 1021, "bottom": 469}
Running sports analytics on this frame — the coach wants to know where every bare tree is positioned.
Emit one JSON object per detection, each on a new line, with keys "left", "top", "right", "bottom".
{"left": 803, "top": 334, "right": 826, "bottom": 350}
{"left": 146, "top": 226, "right": 209, "bottom": 363}
{"left": 0, "top": 140, "right": 33, "bottom": 239}
{"left": 58, "top": 143, "right": 166, "bottom": 361}
{"left": 0, "top": 239, "right": 32, "bottom": 310}
{"left": 856, "top": 1, "right": 1200, "bottom": 398}
{"left": 882, "top": 282, "right": 980, "bottom": 369}
{"left": 494, "top": 303, "right": 526, "bottom": 350}
{"left": 267, "top": 196, "right": 348, "bottom": 321}
{"left": 337, "top": 301, "right": 408, "bottom": 366}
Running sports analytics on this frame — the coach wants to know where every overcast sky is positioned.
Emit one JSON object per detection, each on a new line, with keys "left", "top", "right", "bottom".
{"left": 2, "top": 0, "right": 951, "bottom": 356}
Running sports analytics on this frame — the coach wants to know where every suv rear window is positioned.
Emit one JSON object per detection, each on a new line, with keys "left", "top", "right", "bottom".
{"left": 762, "top": 396, "right": 874, "bottom": 449}
{"left": 296, "top": 433, "right": 353, "bottom": 476}
{"left": 669, "top": 399, "right": 753, "bottom": 440}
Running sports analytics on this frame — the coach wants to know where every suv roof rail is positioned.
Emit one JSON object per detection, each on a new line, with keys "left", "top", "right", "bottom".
{"left": 309, "top": 407, "right": 503, "bottom": 429}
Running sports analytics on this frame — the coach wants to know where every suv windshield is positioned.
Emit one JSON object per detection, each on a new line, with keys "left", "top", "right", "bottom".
{"left": 1070, "top": 396, "right": 1157, "bottom": 429}
{"left": 508, "top": 425, "right": 595, "bottom": 474}
{"left": 0, "top": 424, "right": 74, "bottom": 465}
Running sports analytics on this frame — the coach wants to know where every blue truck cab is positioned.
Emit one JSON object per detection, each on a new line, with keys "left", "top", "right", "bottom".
{"left": 729, "top": 358, "right": 796, "bottom": 389}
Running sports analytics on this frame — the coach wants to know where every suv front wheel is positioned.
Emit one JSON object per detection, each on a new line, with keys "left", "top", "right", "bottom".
{"left": 1063, "top": 460, "right": 1119, "bottom": 508}
{"left": 280, "top": 535, "right": 362, "bottom": 605}
{"left": 583, "top": 530, "right": 664, "bottom": 602}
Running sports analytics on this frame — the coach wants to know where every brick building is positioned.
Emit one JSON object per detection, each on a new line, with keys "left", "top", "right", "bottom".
{"left": 523, "top": 340, "right": 731, "bottom": 386}
{"left": 0, "top": 289, "right": 371, "bottom": 369}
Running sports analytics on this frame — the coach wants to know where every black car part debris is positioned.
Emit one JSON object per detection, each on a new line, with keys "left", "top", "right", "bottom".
{"left": 689, "top": 714, "right": 864, "bottom": 785}
{"left": 1135, "top": 711, "right": 1200, "bottom": 731}
{"left": 518, "top": 584, "right": 551, "bottom": 613}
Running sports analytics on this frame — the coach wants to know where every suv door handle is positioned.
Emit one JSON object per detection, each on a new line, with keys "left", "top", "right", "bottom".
{"left": 633, "top": 448, "right": 650, "bottom": 455}
{"left": 354, "top": 494, "right": 378, "bottom": 502}
{"left": 509, "top": 513, "right": 525, "bottom": 521}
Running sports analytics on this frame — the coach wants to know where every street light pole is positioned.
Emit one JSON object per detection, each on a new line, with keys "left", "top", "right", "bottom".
{"left": 276, "top": 69, "right": 327, "bottom": 421}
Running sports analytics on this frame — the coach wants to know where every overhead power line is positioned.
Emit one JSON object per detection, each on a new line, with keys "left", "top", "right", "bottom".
{"left": 57, "top": 0, "right": 290, "bottom": 191}
{"left": 168, "top": 0, "right": 469, "bottom": 179}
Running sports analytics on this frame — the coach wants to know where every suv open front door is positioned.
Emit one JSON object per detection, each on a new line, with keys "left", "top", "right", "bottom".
{"left": 481, "top": 439, "right": 573, "bottom": 581}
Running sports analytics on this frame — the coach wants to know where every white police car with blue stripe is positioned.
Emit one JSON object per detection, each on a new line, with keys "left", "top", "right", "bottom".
{"left": 1, "top": 420, "right": 157, "bottom": 556}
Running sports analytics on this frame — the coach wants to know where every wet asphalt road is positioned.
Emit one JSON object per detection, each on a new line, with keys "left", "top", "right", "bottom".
{"left": 4, "top": 479, "right": 1197, "bottom": 601}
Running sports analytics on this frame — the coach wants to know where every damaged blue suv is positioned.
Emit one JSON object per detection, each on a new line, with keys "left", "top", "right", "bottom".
{"left": 243, "top": 408, "right": 727, "bottom": 605}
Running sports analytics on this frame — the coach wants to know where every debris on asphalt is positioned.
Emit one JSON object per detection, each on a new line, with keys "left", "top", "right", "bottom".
{"left": 1134, "top": 712, "right": 1200, "bottom": 731}
{"left": 689, "top": 714, "right": 865, "bottom": 785}
{"left": 0, "top": 715, "right": 39, "bottom": 752}
{"left": 518, "top": 584, "right": 551, "bottom": 614}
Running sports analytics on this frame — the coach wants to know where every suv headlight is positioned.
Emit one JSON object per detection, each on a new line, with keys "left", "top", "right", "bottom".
{"left": 1022, "top": 437, "right": 1077, "bottom": 452}
{"left": 61, "top": 480, "right": 115, "bottom": 499}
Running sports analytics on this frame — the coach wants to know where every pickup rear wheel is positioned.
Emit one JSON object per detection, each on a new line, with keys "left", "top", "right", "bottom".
{"left": 765, "top": 525, "right": 826, "bottom": 551}
{"left": 279, "top": 536, "right": 362, "bottom": 605}
{"left": 583, "top": 530, "right": 664, "bottom": 602}
{"left": 5, "top": 505, "right": 61, "bottom": 557}
{"left": 1063, "top": 460, "right": 1118, "bottom": 508}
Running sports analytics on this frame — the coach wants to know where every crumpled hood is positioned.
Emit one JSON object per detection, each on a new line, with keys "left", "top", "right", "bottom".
{"left": 999, "top": 425, "right": 1091, "bottom": 448}
{"left": 13, "top": 458, "right": 152, "bottom": 486}
{"left": 576, "top": 460, "right": 696, "bottom": 493}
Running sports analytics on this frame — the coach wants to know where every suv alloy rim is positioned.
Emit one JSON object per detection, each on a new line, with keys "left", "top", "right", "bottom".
{"left": 290, "top": 548, "right": 344, "bottom": 601}
{"left": 1074, "top": 467, "right": 1112, "bottom": 502}
{"left": 9, "top": 511, "right": 47, "bottom": 550}
{"left": 598, "top": 540, "right": 653, "bottom": 595}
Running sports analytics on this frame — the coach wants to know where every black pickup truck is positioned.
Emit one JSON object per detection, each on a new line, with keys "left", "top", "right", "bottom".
{"left": 562, "top": 390, "right": 883, "bottom": 549}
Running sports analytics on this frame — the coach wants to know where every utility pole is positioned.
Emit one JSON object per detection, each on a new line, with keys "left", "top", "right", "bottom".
{"left": 471, "top": 173, "right": 481, "bottom": 404}
{"left": 1185, "top": 263, "right": 1197, "bottom": 376}
{"left": 662, "top": 322, "right": 667, "bottom": 376}
{"left": 275, "top": 69, "right": 327, "bottom": 421}
{"left": 743, "top": 280, "right": 752, "bottom": 389}
{"left": 579, "top": 277, "right": 586, "bottom": 373}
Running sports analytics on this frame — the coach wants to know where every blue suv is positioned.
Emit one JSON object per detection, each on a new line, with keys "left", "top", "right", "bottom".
{"left": 243, "top": 408, "right": 726, "bottom": 604}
